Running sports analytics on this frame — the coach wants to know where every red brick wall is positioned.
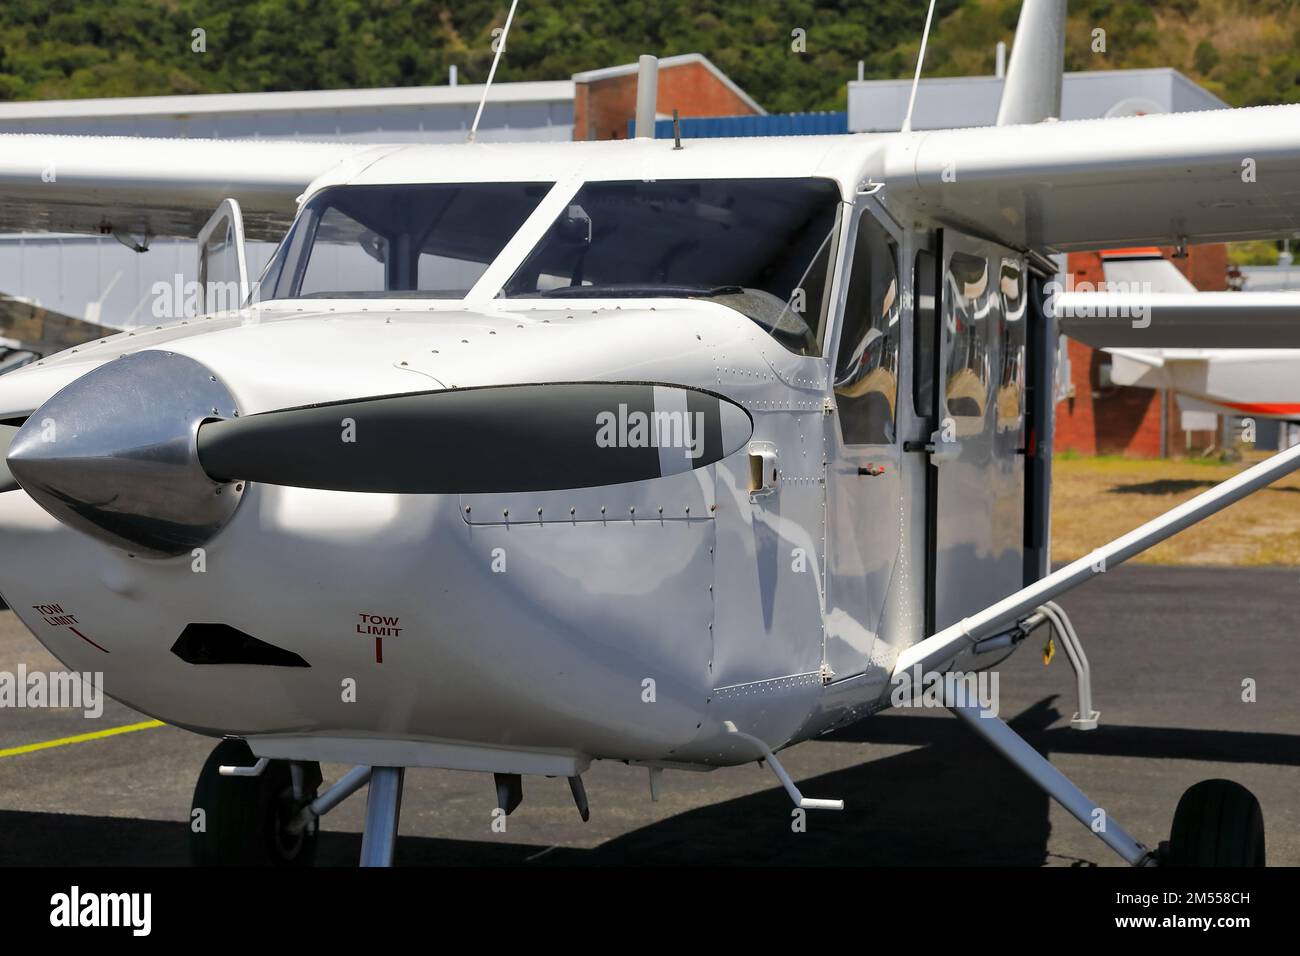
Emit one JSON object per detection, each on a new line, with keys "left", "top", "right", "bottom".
{"left": 1054, "top": 245, "right": 1226, "bottom": 457}
{"left": 574, "top": 61, "right": 760, "bottom": 141}
{"left": 1170, "top": 243, "right": 1228, "bottom": 292}
{"left": 1055, "top": 336, "right": 1165, "bottom": 456}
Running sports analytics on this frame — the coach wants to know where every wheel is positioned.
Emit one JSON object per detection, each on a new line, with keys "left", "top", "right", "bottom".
{"left": 189, "top": 738, "right": 322, "bottom": 866}
{"left": 1166, "top": 779, "right": 1265, "bottom": 867}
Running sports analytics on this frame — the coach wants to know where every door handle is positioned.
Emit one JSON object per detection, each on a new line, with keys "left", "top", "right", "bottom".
{"left": 748, "top": 443, "right": 778, "bottom": 496}
{"left": 857, "top": 464, "right": 887, "bottom": 477}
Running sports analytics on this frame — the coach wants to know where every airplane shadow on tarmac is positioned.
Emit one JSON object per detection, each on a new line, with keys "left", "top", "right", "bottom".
{"left": 1110, "top": 478, "right": 1300, "bottom": 497}
{"left": 2, "top": 695, "right": 1297, "bottom": 867}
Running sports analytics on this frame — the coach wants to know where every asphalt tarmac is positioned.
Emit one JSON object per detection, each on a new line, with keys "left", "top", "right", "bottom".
{"left": 1, "top": 564, "right": 1297, "bottom": 866}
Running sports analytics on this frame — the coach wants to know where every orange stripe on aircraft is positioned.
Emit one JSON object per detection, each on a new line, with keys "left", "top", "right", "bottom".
{"left": 1221, "top": 401, "right": 1300, "bottom": 416}
{"left": 1101, "top": 247, "right": 1164, "bottom": 259}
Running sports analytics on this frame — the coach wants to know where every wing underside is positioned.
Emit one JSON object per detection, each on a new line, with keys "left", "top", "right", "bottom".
{"left": 0, "top": 135, "right": 394, "bottom": 241}
{"left": 882, "top": 104, "right": 1300, "bottom": 253}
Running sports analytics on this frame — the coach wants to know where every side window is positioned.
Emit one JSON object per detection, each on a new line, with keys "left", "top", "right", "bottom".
{"left": 200, "top": 222, "right": 236, "bottom": 288}
{"left": 997, "top": 258, "right": 1027, "bottom": 435}
{"left": 834, "top": 213, "right": 900, "bottom": 445}
{"left": 913, "top": 249, "right": 937, "bottom": 420}
{"left": 944, "top": 252, "right": 993, "bottom": 435}
{"left": 196, "top": 201, "right": 249, "bottom": 313}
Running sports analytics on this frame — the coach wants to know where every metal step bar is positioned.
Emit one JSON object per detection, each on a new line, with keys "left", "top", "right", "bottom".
{"left": 1038, "top": 600, "right": 1099, "bottom": 730}
{"left": 977, "top": 602, "right": 1099, "bottom": 730}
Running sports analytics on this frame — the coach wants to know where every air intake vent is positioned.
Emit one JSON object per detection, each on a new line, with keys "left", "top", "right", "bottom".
{"left": 171, "top": 624, "right": 309, "bottom": 667}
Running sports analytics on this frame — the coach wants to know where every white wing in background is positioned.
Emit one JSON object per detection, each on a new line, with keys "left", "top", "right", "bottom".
{"left": 0, "top": 135, "right": 398, "bottom": 240}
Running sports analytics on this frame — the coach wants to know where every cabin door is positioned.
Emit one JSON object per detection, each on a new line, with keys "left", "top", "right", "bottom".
{"left": 196, "top": 198, "right": 250, "bottom": 315}
{"left": 930, "top": 234, "right": 1028, "bottom": 630}
{"left": 822, "top": 198, "right": 904, "bottom": 682}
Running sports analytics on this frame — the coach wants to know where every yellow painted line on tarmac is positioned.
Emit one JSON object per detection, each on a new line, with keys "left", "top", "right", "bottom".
{"left": 0, "top": 719, "right": 165, "bottom": 759}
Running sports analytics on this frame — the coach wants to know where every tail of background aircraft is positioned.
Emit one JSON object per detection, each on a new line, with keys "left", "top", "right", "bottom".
{"left": 1094, "top": 251, "right": 1199, "bottom": 391}
{"left": 1100, "top": 249, "right": 1197, "bottom": 294}
{"left": 996, "top": 0, "right": 1067, "bottom": 126}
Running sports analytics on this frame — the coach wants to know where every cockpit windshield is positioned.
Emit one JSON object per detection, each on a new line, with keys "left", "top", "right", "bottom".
{"left": 254, "top": 176, "right": 844, "bottom": 356}
{"left": 254, "top": 182, "right": 551, "bottom": 301}
{"left": 500, "top": 178, "right": 843, "bottom": 356}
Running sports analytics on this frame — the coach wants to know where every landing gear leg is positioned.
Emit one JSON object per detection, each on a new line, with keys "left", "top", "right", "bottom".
{"left": 359, "top": 766, "right": 405, "bottom": 867}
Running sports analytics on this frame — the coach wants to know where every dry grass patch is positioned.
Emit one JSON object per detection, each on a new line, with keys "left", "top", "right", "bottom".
{"left": 1050, "top": 453, "right": 1300, "bottom": 567}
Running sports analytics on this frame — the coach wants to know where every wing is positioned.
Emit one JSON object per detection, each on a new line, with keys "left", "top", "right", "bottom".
{"left": 0, "top": 134, "right": 398, "bottom": 241}
{"left": 882, "top": 105, "right": 1300, "bottom": 252}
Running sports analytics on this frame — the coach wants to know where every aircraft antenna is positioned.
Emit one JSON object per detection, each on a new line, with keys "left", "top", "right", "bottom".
{"left": 900, "top": 0, "right": 938, "bottom": 134}
{"left": 468, "top": 0, "right": 521, "bottom": 144}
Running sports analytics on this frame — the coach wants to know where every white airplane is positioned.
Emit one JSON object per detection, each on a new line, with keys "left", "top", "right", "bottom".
{"left": 1058, "top": 249, "right": 1300, "bottom": 424}
{"left": 0, "top": 0, "right": 1297, "bottom": 867}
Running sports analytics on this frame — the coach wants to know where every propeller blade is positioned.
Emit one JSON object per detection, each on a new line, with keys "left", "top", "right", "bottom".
{"left": 0, "top": 424, "right": 20, "bottom": 493}
{"left": 196, "top": 382, "right": 752, "bottom": 494}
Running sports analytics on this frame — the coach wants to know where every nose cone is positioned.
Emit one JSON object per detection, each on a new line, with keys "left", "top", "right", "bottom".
{"left": 7, "top": 350, "right": 244, "bottom": 557}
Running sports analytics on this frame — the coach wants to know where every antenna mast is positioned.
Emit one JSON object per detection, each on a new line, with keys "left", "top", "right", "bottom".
{"left": 900, "top": 0, "right": 938, "bottom": 134}
{"left": 468, "top": 0, "right": 521, "bottom": 143}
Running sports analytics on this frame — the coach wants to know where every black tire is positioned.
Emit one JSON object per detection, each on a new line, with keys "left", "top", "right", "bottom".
{"left": 189, "top": 738, "right": 322, "bottom": 866}
{"left": 1166, "top": 779, "right": 1265, "bottom": 867}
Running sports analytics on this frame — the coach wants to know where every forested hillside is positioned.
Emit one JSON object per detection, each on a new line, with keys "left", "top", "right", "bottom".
{"left": 0, "top": 1, "right": 1295, "bottom": 111}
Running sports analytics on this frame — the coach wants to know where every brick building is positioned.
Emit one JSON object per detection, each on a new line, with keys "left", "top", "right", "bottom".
{"left": 572, "top": 53, "right": 764, "bottom": 141}
{"left": 1054, "top": 245, "right": 1228, "bottom": 457}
